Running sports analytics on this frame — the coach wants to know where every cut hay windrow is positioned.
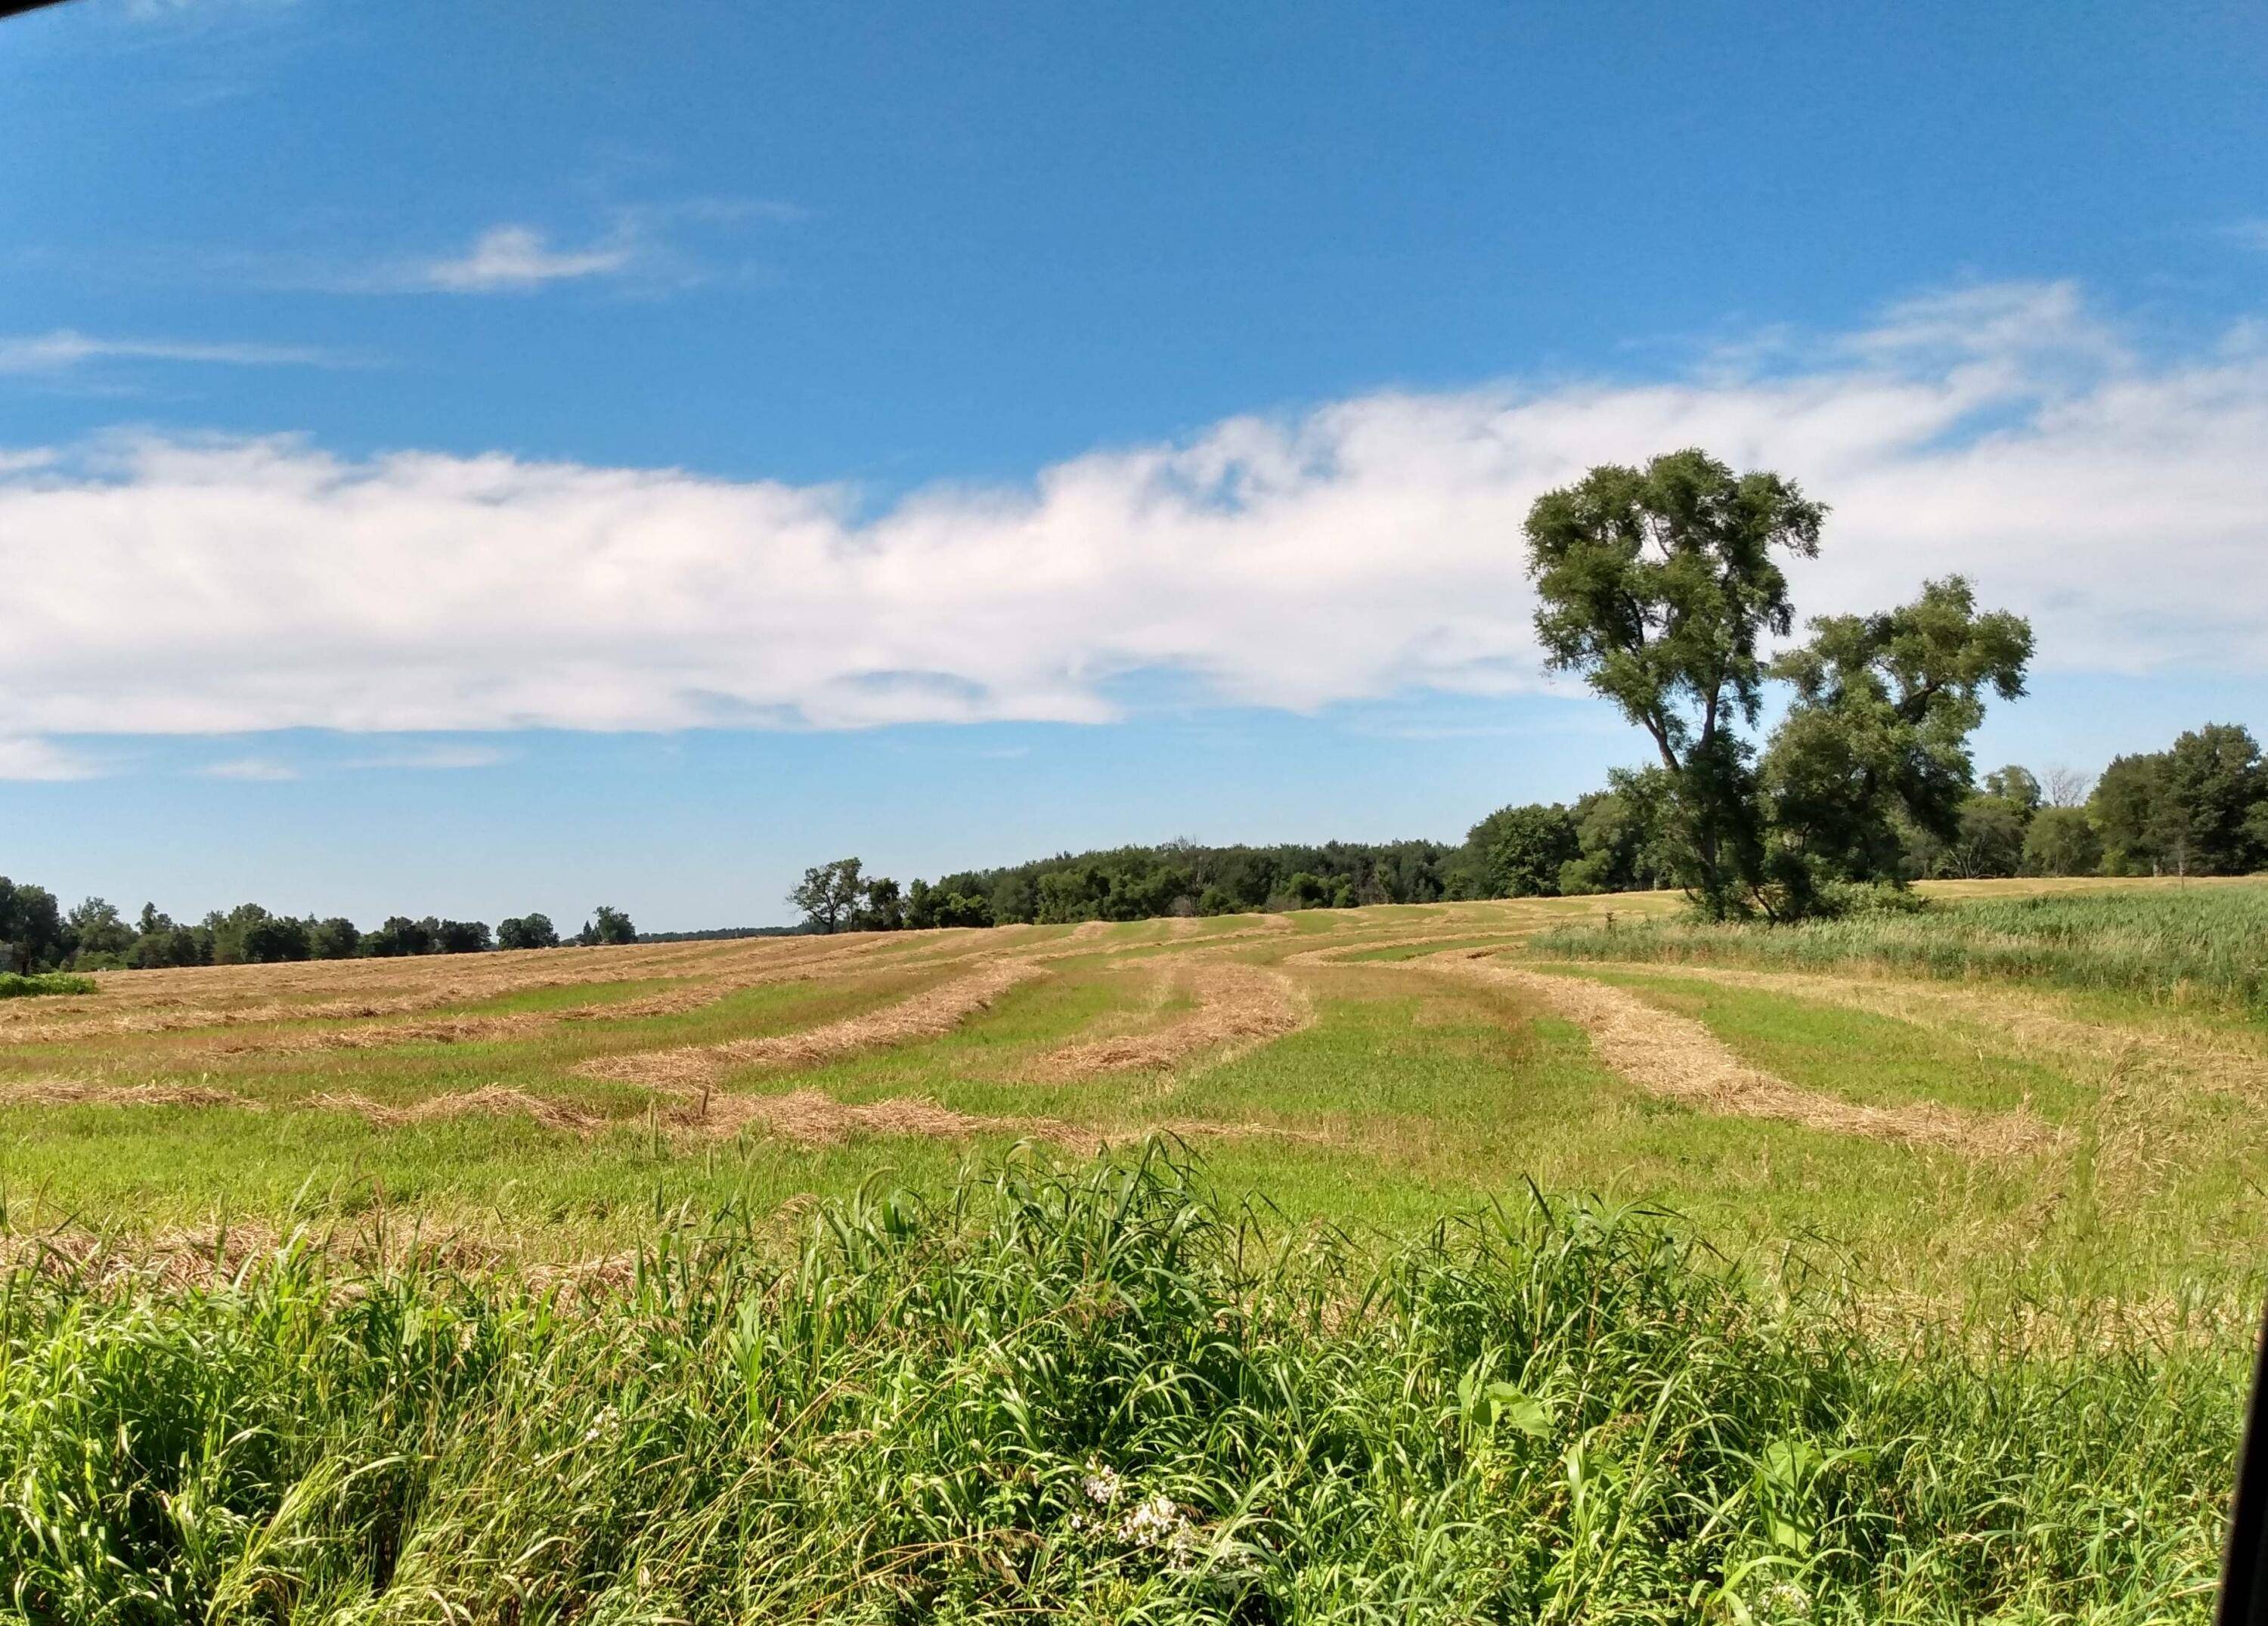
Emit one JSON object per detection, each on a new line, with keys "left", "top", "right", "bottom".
{"left": 0, "top": 934, "right": 901, "bottom": 1048}
{"left": 684, "top": 1086, "right": 1088, "bottom": 1149}
{"left": 1579, "top": 960, "right": 2268, "bottom": 1099}
{"left": 0, "top": 1079, "right": 259, "bottom": 1110}
{"left": 304, "top": 1086, "right": 604, "bottom": 1134}
{"left": 1034, "top": 960, "right": 1311, "bottom": 1078}
{"left": 576, "top": 959, "right": 1051, "bottom": 1089}
{"left": 1422, "top": 955, "right": 2061, "bottom": 1157}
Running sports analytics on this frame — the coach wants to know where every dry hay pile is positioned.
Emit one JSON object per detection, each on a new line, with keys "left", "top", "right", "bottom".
{"left": 0, "top": 1078, "right": 257, "bottom": 1110}
{"left": 678, "top": 1086, "right": 1334, "bottom": 1157}
{"left": 684, "top": 1086, "right": 1089, "bottom": 1150}
{"left": 1034, "top": 961, "right": 1310, "bottom": 1078}
{"left": 577, "top": 958, "right": 1051, "bottom": 1089}
{"left": 304, "top": 1086, "right": 603, "bottom": 1134}
{"left": 1424, "top": 956, "right": 2059, "bottom": 1157}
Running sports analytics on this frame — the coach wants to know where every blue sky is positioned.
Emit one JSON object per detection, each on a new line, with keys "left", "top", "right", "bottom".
{"left": 2, "top": 0, "right": 2264, "bottom": 929}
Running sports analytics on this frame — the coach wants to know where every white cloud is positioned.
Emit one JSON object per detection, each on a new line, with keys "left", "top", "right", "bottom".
{"left": 1, "top": 280, "right": 2263, "bottom": 751}
{"left": 420, "top": 225, "right": 637, "bottom": 293}
{"left": 198, "top": 757, "right": 298, "bottom": 781}
{"left": 0, "top": 330, "right": 344, "bottom": 373}
{"left": 0, "top": 736, "right": 101, "bottom": 782}
{"left": 342, "top": 745, "right": 508, "bottom": 770}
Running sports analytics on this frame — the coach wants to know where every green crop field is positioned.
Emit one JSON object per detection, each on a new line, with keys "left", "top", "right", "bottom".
{"left": 4, "top": 878, "right": 2264, "bottom": 1620}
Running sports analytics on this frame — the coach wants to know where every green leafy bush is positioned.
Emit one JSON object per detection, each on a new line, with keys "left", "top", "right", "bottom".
{"left": 0, "top": 971, "right": 98, "bottom": 999}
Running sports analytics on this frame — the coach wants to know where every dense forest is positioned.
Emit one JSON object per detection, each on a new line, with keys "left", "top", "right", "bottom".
{"left": 779, "top": 718, "right": 2268, "bottom": 934}
{"left": 0, "top": 895, "right": 637, "bottom": 975}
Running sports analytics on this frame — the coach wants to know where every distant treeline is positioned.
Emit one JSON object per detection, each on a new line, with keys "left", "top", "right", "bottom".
{"left": 785, "top": 718, "right": 2268, "bottom": 934}
{"left": 0, "top": 894, "right": 638, "bottom": 975}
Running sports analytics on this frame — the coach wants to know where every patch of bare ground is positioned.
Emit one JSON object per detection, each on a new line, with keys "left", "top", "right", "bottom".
{"left": 576, "top": 959, "right": 1052, "bottom": 1089}
{"left": 1033, "top": 962, "right": 1312, "bottom": 1078}
{"left": 1418, "top": 957, "right": 2059, "bottom": 1157}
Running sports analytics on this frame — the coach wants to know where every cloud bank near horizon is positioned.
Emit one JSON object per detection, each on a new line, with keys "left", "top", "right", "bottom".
{"left": 2, "top": 280, "right": 2263, "bottom": 776}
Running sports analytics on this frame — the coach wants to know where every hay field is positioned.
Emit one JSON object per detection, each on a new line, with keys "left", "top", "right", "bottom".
{"left": 7, "top": 878, "right": 2266, "bottom": 1619}
{"left": 6, "top": 877, "right": 2266, "bottom": 1314}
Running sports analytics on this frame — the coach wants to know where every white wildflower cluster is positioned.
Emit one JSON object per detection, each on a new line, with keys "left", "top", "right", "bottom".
{"left": 580, "top": 1405, "right": 621, "bottom": 1445}
{"left": 1081, "top": 1460, "right": 1125, "bottom": 1507}
{"left": 1067, "top": 1460, "right": 1200, "bottom": 1559}
{"left": 1121, "top": 1493, "right": 1192, "bottom": 1551}
{"left": 1757, "top": 1580, "right": 1813, "bottom": 1620}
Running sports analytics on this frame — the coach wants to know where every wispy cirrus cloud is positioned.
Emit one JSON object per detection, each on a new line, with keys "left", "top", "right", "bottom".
{"left": 2221, "top": 220, "right": 2268, "bottom": 258}
{"left": 303, "top": 200, "right": 795, "bottom": 296}
{"left": 0, "top": 329, "right": 348, "bottom": 374}
{"left": 197, "top": 757, "right": 299, "bottom": 782}
{"left": 0, "top": 736, "right": 103, "bottom": 782}
{"left": 419, "top": 225, "right": 639, "bottom": 293}
{"left": 341, "top": 745, "right": 510, "bottom": 770}
{"left": 0, "top": 280, "right": 2261, "bottom": 757}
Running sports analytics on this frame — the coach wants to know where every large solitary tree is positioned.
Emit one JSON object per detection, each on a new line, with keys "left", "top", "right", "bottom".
{"left": 789, "top": 859, "right": 866, "bottom": 934}
{"left": 1524, "top": 449, "right": 1825, "bottom": 916}
{"left": 1526, "top": 451, "right": 2032, "bottom": 918}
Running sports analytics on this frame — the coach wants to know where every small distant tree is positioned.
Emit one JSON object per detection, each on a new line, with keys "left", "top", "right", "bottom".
{"left": 205, "top": 903, "right": 278, "bottom": 965}
{"left": 64, "top": 897, "right": 135, "bottom": 965}
{"left": 928, "top": 888, "right": 994, "bottom": 928}
{"left": 2042, "top": 765, "right": 2095, "bottom": 809}
{"left": 583, "top": 905, "right": 635, "bottom": 946}
{"left": 2162, "top": 724, "right": 2265, "bottom": 876}
{"left": 240, "top": 912, "right": 313, "bottom": 964}
{"left": 790, "top": 860, "right": 865, "bottom": 934}
{"left": 126, "top": 904, "right": 205, "bottom": 968}
{"left": 1557, "top": 773, "right": 1672, "bottom": 895}
{"left": 990, "top": 871, "right": 1039, "bottom": 926}
{"left": 309, "top": 917, "right": 361, "bottom": 959}
{"left": 435, "top": 919, "right": 492, "bottom": 954}
{"left": 497, "top": 913, "right": 559, "bottom": 950}
{"left": 2092, "top": 752, "right": 2180, "bottom": 875}
{"left": 364, "top": 915, "right": 435, "bottom": 958}
{"left": 1464, "top": 803, "right": 1579, "bottom": 897}
{"left": 1036, "top": 864, "right": 1105, "bottom": 924}
{"left": 2022, "top": 807, "right": 2102, "bottom": 877}
{"left": 0, "top": 878, "right": 67, "bottom": 974}
{"left": 853, "top": 876, "right": 904, "bottom": 931}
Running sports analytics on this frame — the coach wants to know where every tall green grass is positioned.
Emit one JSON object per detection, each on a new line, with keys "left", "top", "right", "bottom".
{"left": 0, "top": 973, "right": 97, "bottom": 1001}
{"left": 1536, "top": 883, "right": 2268, "bottom": 1017}
{"left": 0, "top": 1147, "right": 2241, "bottom": 1622}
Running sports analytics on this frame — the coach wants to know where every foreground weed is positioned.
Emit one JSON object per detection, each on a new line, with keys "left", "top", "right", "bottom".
{"left": 0, "top": 1144, "right": 2242, "bottom": 1622}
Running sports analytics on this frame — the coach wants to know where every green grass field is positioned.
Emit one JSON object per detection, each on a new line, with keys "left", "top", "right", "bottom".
{"left": 2, "top": 878, "right": 2264, "bottom": 1619}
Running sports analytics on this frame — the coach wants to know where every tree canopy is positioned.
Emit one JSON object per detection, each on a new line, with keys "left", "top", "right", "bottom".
{"left": 1525, "top": 449, "right": 1826, "bottom": 914}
